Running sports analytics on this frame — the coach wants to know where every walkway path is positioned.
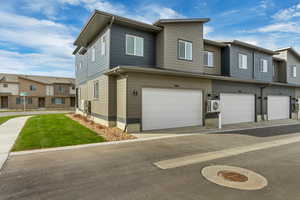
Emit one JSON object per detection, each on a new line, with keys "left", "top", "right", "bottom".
{"left": 0, "top": 116, "right": 31, "bottom": 171}
{"left": 0, "top": 110, "right": 73, "bottom": 117}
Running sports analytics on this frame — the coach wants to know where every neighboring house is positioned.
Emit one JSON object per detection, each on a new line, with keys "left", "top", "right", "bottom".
{"left": 74, "top": 10, "right": 300, "bottom": 132}
{"left": 0, "top": 74, "right": 75, "bottom": 110}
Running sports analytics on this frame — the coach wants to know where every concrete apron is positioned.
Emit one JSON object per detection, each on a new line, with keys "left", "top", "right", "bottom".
{"left": 0, "top": 116, "right": 30, "bottom": 171}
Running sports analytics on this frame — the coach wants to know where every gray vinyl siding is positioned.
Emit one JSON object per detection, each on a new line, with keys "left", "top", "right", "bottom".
{"left": 110, "top": 24, "right": 156, "bottom": 68}
{"left": 286, "top": 51, "right": 300, "bottom": 85}
{"left": 75, "top": 27, "right": 110, "bottom": 85}
{"left": 222, "top": 44, "right": 274, "bottom": 82}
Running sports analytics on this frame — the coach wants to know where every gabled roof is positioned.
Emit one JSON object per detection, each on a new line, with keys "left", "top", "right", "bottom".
{"left": 0, "top": 73, "right": 74, "bottom": 85}
{"left": 153, "top": 18, "right": 210, "bottom": 26}
{"left": 276, "top": 47, "right": 300, "bottom": 61}
{"left": 73, "top": 10, "right": 162, "bottom": 48}
{"left": 222, "top": 40, "right": 277, "bottom": 55}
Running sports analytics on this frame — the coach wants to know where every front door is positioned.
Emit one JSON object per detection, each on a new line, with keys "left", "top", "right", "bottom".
{"left": 1, "top": 96, "right": 8, "bottom": 108}
{"left": 70, "top": 97, "right": 75, "bottom": 107}
{"left": 38, "top": 97, "right": 45, "bottom": 108}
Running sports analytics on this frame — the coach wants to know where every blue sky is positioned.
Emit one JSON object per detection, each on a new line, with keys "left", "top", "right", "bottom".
{"left": 1, "top": 0, "right": 300, "bottom": 77}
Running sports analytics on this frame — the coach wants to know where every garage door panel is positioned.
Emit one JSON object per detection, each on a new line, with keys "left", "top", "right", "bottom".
{"left": 142, "top": 88, "right": 202, "bottom": 130}
{"left": 220, "top": 93, "right": 255, "bottom": 125}
{"left": 268, "top": 96, "right": 290, "bottom": 120}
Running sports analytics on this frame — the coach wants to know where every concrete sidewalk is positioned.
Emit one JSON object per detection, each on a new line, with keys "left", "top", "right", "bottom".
{"left": 0, "top": 110, "right": 73, "bottom": 117}
{"left": 0, "top": 116, "right": 31, "bottom": 171}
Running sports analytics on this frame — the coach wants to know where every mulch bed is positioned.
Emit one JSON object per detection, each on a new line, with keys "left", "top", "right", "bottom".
{"left": 66, "top": 114, "right": 137, "bottom": 141}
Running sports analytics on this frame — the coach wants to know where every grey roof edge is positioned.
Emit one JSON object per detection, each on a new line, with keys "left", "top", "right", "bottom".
{"left": 272, "top": 56, "right": 286, "bottom": 62}
{"left": 222, "top": 40, "right": 277, "bottom": 55}
{"left": 153, "top": 18, "right": 210, "bottom": 26}
{"left": 105, "top": 65, "right": 300, "bottom": 88}
{"left": 73, "top": 10, "right": 162, "bottom": 46}
{"left": 204, "top": 39, "right": 227, "bottom": 47}
{"left": 276, "top": 47, "right": 300, "bottom": 61}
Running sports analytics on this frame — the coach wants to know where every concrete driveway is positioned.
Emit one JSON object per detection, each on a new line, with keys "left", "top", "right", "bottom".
{"left": 1, "top": 124, "right": 300, "bottom": 199}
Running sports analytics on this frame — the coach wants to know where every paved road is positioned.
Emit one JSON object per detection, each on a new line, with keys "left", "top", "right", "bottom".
{"left": 0, "top": 110, "right": 73, "bottom": 117}
{"left": 1, "top": 124, "right": 300, "bottom": 200}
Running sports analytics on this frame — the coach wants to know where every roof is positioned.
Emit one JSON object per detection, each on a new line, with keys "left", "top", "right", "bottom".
{"left": 222, "top": 40, "right": 277, "bottom": 55}
{"left": 272, "top": 56, "right": 286, "bottom": 62}
{"left": 153, "top": 18, "right": 210, "bottom": 26}
{"left": 0, "top": 73, "right": 75, "bottom": 85}
{"left": 204, "top": 39, "right": 227, "bottom": 47}
{"left": 276, "top": 47, "right": 300, "bottom": 61}
{"left": 105, "top": 66, "right": 300, "bottom": 88}
{"left": 73, "top": 10, "right": 162, "bottom": 48}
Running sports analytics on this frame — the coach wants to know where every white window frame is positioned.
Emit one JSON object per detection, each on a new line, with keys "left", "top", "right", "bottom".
{"left": 126, "top": 34, "right": 144, "bottom": 57}
{"left": 93, "top": 81, "right": 99, "bottom": 99}
{"left": 101, "top": 35, "right": 106, "bottom": 56}
{"left": 260, "top": 59, "right": 268, "bottom": 72}
{"left": 91, "top": 47, "right": 95, "bottom": 62}
{"left": 79, "top": 61, "right": 82, "bottom": 69}
{"left": 292, "top": 65, "right": 297, "bottom": 77}
{"left": 238, "top": 53, "right": 248, "bottom": 69}
{"left": 204, "top": 51, "right": 214, "bottom": 67}
{"left": 178, "top": 40, "right": 193, "bottom": 61}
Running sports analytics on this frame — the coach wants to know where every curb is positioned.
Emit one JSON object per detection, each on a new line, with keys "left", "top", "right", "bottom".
{"left": 10, "top": 121, "right": 300, "bottom": 156}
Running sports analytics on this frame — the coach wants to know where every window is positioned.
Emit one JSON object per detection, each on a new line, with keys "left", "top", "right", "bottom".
{"left": 238, "top": 54, "right": 248, "bottom": 69}
{"left": 91, "top": 47, "right": 95, "bottom": 62}
{"left": 51, "top": 97, "right": 65, "bottom": 104}
{"left": 272, "top": 63, "right": 276, "bottom": 76}
{"left": 30, "top": 85, "right": 36, "bottom": 91}
{"left": 126, "top": 34, "right": 144, "bottom": 56}
{"left": 204, "top": 51, "right": 214, "bottom": 67}
{"left": 178, "top": 40, "right": 193, "bottom": 61}
{"left": 292, "top": 65, "right": 297, "bottom": 77}
{"left": 101, "top": 36, "right": 106, "bottom": 56}
{"left": 79, "top": 61, "right": 82, "bottom": 69}
{"left": 58, "top": 85, "right": 65, "bottom": 93}
{"left": 93, "top": 81, "right": 99, "bottom": 99}
{"left": 16, "top": 97, "right": 32, "bottom": 104}
{"left": 3, "top": 84, "right": 8, "bottom": 88}
{"left": 260, "top": 59, "right": 268, "bottom": 72}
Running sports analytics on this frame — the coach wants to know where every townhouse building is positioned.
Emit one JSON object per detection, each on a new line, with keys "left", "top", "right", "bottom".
{"left": 0, "top": 74, "right": 75, "bottom": 110}
{"left": 74, "top": 10, "right": 300, "bottom": 132}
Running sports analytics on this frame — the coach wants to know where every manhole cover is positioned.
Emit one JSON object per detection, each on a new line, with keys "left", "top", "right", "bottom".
{"left": 217, "top": 170, "right": 248, "bottom": 182}
{"left": 201, "top": 165, "right": 268, "bottom": 190}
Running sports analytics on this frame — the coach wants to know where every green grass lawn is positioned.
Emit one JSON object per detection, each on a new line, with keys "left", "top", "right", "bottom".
{"left": 12, "top": 114, "right": 105, "bottom": 151}
{"left": 0, "top": 115, "right": 23, "bottom": 125}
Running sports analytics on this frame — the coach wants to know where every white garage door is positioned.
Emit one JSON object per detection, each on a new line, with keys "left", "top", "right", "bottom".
{"left": 142, "top": 88, "right": 203, "bottom": 131}
{"left": 268, "top": 96, "right": 290, "bottom": 120}
{"left": 220, "top": 93, "right": 255, "bottom": 125}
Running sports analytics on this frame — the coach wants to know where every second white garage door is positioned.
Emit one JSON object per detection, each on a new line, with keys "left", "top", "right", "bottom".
{"left": 220, "top": 93, "right": 255, "bottom": 125}
{"left": 268, "top": 96, "right": 290, "bottom": 120}
{"left": 142, "top": 88, "right": 203, "bottom": 131}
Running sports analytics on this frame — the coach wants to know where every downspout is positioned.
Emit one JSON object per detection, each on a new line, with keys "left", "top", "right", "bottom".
{"left": 260, "top": 86, "right": 266, "bottom": 121}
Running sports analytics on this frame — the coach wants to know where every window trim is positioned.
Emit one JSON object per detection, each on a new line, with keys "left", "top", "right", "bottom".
{"left": 125, "top": 34, "right": 144, "bottom": 57}
{"left": 204, "top": 51, "right": 214, "bottom": 67}
{"left": 93, "top": 80, "right": 99, "bottom": 99}
{"left": 178, "top": 39, "right": 193, "bottom": 61}
{"left": 292, "top": 65, "right": 297, "bottom": 78}
{"left": 260, "top": 59, "right": 268, "bottom": 73}
{"left": 101, "top": 35, "right": 106, "bottom": 56}
{"left": 3, "top": 83, "right": 8, "bottom": 88}
{"left": 238, "top": 53, "right": 248, "bottom": 69}
{"left": 30, "top": 85, "right": 36, "bottom": 91}
{"left": 91, "top": 47, "right": 96, "bottom": 62}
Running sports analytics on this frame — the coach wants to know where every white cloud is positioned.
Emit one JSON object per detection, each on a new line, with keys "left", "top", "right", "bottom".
{"left": 257, "top": 22, "right": 300, "bottom": 33}
{"left": 272, "top": 3, "right": 300, "bottom": 21}
{"left": 203, "top": 25, "right": 214, "bottom": 37}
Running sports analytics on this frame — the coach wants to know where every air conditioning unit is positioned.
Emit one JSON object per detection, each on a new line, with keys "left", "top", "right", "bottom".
{"left": 207, "top": 100, "right": 220, "bottom": 113}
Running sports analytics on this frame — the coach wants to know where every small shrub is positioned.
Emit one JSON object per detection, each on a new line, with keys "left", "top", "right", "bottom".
{"left": 96, "top": 124, "right": 106, "bottom": 129}
{"left": 73, "top": 114, "right": 82, "bottom": 118}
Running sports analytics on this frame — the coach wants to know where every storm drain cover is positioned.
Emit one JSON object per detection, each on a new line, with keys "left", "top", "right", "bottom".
{"left": 201, "top": 165, "right": 268, "bottom": 190}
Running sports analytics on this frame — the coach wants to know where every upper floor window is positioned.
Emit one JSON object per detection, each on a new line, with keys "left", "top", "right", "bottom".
{"left": 260, "top": 59, "right": 268, "bottom": 72}
{"left": 178, "top": 40, "right": 192, "bottom": 61}
{"left": 101, "top": 35, "right": 106, "bottom": 56}
{"left": 58, "top": 85, "right": 65, "bottom": 93}
{"left": 238, "top": 53, "right": 248, "bottom": 69}
{"left": 30, "top": 85, "right": 36, "bottom": 91}
{"left": 126, "top": 34, "right": 144, "bottom": 57}
{"left": 203, "top": 51, "right": 214, "bottom": 67}
{"left": 3, "top": 83, "right": 8, "bottom": 88}
{"left": 292, "top": 65, "right": 297, "bottom": 77}
{"left": 91, "top": 47, "right": 96, "bottom": 62}
{"left": 93, "top": 81, "right": 99, "bottom": 99}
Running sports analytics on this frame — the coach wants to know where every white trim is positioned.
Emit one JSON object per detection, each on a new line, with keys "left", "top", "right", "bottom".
{"left": 91, "top": 47, "right": 95, "bottom": 62}
{"left": 125, "top": 34, "right": 144, "bottom": 57}
{"left": 238, "top": 53, "right": 248, "bottom": 69}
{"left": 204, "top": 51, "right": 214, "bottom": 67}
{"left": 260, "top": 59, "right": 268, "bottom": 72}
{"left": 292, "top": 65, "right": 297, "bottom": 77}
{"left": 178, "top": 40, "right": 193, "bottom": 61}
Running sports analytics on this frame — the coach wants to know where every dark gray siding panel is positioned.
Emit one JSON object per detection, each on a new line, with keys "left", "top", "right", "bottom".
{"left": 229, "top": 45, "right": 254, "bottom": 79}
{"left": 253, "top": 52, "right": 273, "bottom": 82}
{"left": 110, "top": 24, "right": 156, "bottom": 68}
{"left": 221, "top": 47, "right": 230, "bottom": 76}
